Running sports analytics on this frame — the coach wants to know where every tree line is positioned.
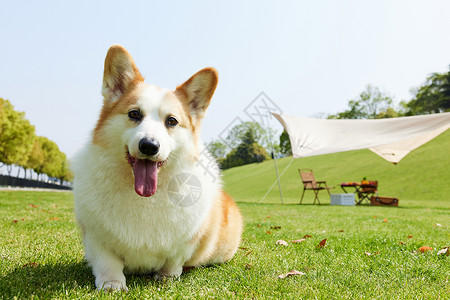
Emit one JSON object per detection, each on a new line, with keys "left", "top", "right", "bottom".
{"left": 0, "top": 98, "right": 72, "bottom": 183}
{"left": 208, "top": 65, "right": 450, "bottom": 168}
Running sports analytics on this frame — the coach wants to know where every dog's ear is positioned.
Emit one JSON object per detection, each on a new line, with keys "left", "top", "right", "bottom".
{"left": 102, "top": 45, "right": 144, "bottom": 102}
{"left": 175, "top": 68, "right": 218, "bottom": 120}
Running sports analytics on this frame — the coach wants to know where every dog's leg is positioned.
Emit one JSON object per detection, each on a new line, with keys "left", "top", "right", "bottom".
{"left": 84, "top": 234, "right": 127, "bottom": 291}
{"left": 153, "top": 255, "right": 186, "bottom": 281}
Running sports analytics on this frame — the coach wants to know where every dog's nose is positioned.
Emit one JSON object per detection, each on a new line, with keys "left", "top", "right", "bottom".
{"left": 139, "top": 138, "right": 160, "bottom": 156}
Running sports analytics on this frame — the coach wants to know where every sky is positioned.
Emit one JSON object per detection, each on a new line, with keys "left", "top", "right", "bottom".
{"left": 1, "top": 0, "right": 450, "bottom": 157}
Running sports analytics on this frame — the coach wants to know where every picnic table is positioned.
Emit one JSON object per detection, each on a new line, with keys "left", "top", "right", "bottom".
{"left": 340, "top": 181, "right": 378, "bottom": 205}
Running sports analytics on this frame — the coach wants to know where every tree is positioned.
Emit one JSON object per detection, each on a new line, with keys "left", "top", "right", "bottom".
{"left": 40, "top": 137, "right": 64, "bottom": 180}
{"left": 279, "top": 130, "right": 292, "bottom": 156}
{"left": 407, "top": 68, "right": 450, "bottom": 114}
{"left": 58, "top": 158, "right": 73, "bottom": 183}
{"left": 221, "top": 129, "right": 270, "bottom": 169}
{"left": 223, "top": 121, "right": 280, "bottom": 156}
{"left": 27, "top": 136, "right": 46, "bottom": 179}
{"left": 0, "top": 98, "right": 35, "bottom": 174}
{"left": 206, "top": 140, "right": 228, "bottom": 162}
{"left": 328, "top": 85, "right": 397, "bottom": 119}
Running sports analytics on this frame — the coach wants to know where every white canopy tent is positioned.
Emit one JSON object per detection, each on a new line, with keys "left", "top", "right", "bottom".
{"left": 273, "top": 112, "right": 450, "bottom": 164}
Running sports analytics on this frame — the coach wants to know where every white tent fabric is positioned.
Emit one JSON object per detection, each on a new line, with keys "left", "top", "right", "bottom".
{"left": 273, "top": 112, "right": 450, "bottom": 164}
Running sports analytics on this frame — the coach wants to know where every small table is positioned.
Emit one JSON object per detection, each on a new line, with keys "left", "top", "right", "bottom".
{"left": 341, "top": 182, "right": 378, "bottom": 205}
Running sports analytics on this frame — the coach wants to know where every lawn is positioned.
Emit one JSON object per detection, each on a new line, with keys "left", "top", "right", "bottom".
{"left": 0, "top": 190, "right": 448, "bottom": 299}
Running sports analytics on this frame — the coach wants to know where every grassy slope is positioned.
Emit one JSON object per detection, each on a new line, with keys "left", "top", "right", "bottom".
{"left": 223, "top": 129, "right": 450, "bottom": 206}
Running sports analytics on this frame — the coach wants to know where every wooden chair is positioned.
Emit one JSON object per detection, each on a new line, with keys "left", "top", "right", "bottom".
{"left": 298, "top": 169, "right": 334, "bottom": 204}
{"left": 357, "top": 181, "right": 378, "bottom": 204}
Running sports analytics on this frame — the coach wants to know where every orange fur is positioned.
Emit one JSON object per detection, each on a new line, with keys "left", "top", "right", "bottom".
{"left": 186, "top": 191, "right": 243, "bottom": 266}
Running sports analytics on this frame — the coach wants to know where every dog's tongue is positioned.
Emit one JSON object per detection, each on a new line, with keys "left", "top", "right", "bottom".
{"left": 133, "top": 159, "right": 158, "bottom": 197}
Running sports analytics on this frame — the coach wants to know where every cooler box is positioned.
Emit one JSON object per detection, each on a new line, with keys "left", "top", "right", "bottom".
{"left": 330, "top": 193, "right": 355, "bottom": 206}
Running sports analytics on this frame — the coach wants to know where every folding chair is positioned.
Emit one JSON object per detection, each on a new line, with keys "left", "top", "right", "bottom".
{"left": 298, "top": 169, "right": 334, "bottom": 204}
{"left": 356, "top": 181, "right": 378, "bottom": 204}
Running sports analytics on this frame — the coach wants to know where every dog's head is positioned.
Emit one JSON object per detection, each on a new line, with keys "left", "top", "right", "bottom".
{"left": 93, "top": 45, "right": 218, "bottom": 197}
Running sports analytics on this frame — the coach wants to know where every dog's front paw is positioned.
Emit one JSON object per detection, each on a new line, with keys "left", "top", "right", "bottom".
{"left": 97, "top": 280, "right": 128, "bottom": 292}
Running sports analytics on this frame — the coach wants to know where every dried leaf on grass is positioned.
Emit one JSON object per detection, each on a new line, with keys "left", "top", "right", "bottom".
{"left": 276, "top": 240, "right": 289, "bottom": 246}
{"left": 418, "top": 246, "right": 433, "bottom": 253}
{"left": 437, "top": 247, "right": 449, "bottom": 256}
{"left": 270, "top": 226, "right": 281, "bottom": 230}
{"left": 303, "top": 234, "right": 312, "bottom": 238}
{"left": 317, "top": 239, "right": 327, "bottom": 248}
{"left": 22, "top": 262, "right": 39, "bottom": 268}
{"left": 291, "top": 239, "right": 306, "bottom": 243}
{"left": 278, "top": 270, "right": 306, "bottom": 279}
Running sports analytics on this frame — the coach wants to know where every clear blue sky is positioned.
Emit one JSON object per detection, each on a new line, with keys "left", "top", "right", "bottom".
{"left": 1, "top": 0, "right": 450, "bottom": 157}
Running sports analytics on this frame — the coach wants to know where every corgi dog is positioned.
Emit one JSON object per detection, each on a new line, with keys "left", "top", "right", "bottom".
{"left": 72, "top": 45, "right": 243, "bottom": 291}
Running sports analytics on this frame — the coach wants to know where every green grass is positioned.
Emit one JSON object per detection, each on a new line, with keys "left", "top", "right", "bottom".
{"left": 0, "top": 191, "right": 449, "bottom": 299}
{"left": 222, "top": 129, "right": 450, "bottom": 207}
{"left": 1, "top": 130, "right": 449, "bottom": 298}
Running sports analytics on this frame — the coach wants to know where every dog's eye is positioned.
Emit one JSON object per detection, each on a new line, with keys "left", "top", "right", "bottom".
{"left": 165, "top": 116, "right": 178, "bottom": 128}
{"left": 128, "top": 109, "right": 142, "bottom": 122}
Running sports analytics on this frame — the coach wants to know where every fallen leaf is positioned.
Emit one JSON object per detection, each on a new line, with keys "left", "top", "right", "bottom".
{"left": 49, "top": 217, "right": 59, "bottom": 220}
{"left": 418, "top": 246, "right": 433, "bottom": 253}
{"left": 278, "top": 270, "right": 306, "bottom": 279}
{"left": 257, "top": 224, "right": 261, "bottom": 228}
{"left": 407, "top": 235, "right": 413, "bottom": 238}
{"left": 30, "top": 204, "right": 38, "bottom": 208}
{"left": 291, "top": 239, "right": 306, "bottom": 243}
{"left": 337, "top": 230, "right": 344, "bottom": 232}
{"left": 303, "top": 234, "right": 312, "bottom": 238}
{"left": 22, "top": 262, "right": 39, "bottom": 268}
{"left": 383, "top": 219, "right": 388, "bottom": 223}
{"left": 399, "top": 241, "right": 406, "bottom": 245}
{"left": 266, "top": 231, "right": 272, "bottom": 234}
{"left": 437, "top": 247, "right": 449, "bottom": 256}
{"left": 12, "top": 220, "right": 18, "bottom": 224}
{"left": 317, "top": 239, "right": 327, "bottom": 248}
{"left": 276, "top": 240, "right": 289, "bottom": 246}
{"left": 270, "top": 226, "right": 281, "bottom": 230}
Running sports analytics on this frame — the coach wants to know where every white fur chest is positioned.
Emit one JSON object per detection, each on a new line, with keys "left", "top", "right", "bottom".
{"left": 72, "top": 144, "right": 221, "bottom": 271}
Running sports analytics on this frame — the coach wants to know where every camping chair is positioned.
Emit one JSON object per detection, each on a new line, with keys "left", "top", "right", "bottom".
{"left": 298, "top": 169, "right": 334, "bottom": 204}
{"left": 357, "top": 181, "right": 378, "bottom": 205}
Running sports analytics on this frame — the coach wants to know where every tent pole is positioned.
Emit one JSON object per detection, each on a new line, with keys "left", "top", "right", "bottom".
{"left": 265, "top": 110, "right": 283, "bottom": 204}
{"left": 272, "top": 153, "right": 283, "bottom": 204}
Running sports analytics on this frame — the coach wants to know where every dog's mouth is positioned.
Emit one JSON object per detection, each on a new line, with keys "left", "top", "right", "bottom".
{"left": 126, "top": 149, "right": 166, "bottom": 197}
